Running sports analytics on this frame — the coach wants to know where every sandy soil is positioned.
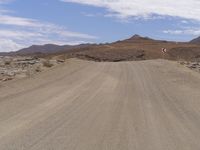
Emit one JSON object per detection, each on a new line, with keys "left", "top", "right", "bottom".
{"left": 0, "top": 59, "right": 200, "bottom": 150}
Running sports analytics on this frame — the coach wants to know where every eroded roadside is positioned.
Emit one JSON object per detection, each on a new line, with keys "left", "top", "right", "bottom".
{"left": 179, "top": 61, "right": 200, "bottom": 73}
{"left": 0, "top": 56, "right": 65, "bottom": 82}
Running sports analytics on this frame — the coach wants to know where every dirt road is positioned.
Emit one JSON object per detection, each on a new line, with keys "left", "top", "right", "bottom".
{"left": 0, "top": 59, "right": 200, "bottom": 150}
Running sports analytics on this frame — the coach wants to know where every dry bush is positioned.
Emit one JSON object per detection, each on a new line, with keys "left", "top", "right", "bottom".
{"left": 43, "top": 60, "right": 53, "bottom": 68}
{"left": 35, "top": 66, "right": 42, "bottom": 72}
{"left": 4, "top": 60, "right": 11, "bottom": 65}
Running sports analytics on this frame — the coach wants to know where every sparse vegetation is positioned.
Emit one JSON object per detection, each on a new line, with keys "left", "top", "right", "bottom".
{"left": 35, "top": 66, "right": 42, "bottom": 72}
{"left": 0, "top": 56, "right": 61, "bottom": 82}
{"left": 4, "top": 60, "right": 11, "bottom": 65}
{"left": 43, "top": 60, "right": 53, "bottom": 68}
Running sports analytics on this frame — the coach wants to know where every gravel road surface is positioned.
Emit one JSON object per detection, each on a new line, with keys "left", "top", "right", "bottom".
{"left": 0, "top": 59, "right": 200, "bottom": 150}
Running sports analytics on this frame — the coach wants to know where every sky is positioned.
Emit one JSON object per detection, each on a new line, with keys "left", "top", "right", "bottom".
{"left": 0, "top": 0, "right": 200, "bottom": 52}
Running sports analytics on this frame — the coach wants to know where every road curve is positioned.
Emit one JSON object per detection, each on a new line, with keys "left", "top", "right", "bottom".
{"left": 1, "top": 59, "right": 200, "bottom": 150}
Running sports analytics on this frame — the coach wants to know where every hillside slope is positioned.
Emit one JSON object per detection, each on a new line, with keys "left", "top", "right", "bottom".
{"left": 71, "top": 35, "right": 200, "bottom": 61}
{"left": 190, "top": 36, "right": 200, "bottom": 44}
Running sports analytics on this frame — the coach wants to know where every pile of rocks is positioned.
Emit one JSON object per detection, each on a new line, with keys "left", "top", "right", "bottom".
{"left": 180, "top": 61, "right": 200, "bottom": 72}
{"left": 0, "top": 56, "right": 65, "bottom": 82}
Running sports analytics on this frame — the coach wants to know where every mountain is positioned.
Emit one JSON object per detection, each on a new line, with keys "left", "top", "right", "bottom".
{"left": 128, "top": 34, "right": 154, "bottom": 41}
{"left": 114, "top": 34, "right": 154, "bottom": 43}
{"left": 190, "top": 36, "right": 200, "bottom": 44}
{"left": 73, "top": 35, "right": 200, "bottom": 61}
{"left": 1, "top": 35, "right": 200, "bottom": 62}
{"left": 0, "top": 43, "right": 94, "bottom": 56}
{"left": 16, "top": 44, "right": 73, "bottom": 55}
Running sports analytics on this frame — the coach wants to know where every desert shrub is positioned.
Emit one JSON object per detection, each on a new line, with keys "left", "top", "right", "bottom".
{"left": 42, "top": 60, "right": 53, "bottom": 68}
{"left": 35, "top": 66, "right": 42, "bottom": 72}
{"left": 4, "top": 60, "right": 11, "bottom": 65}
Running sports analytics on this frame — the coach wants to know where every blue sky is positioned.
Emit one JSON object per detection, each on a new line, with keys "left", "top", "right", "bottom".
{"left": 0, "top": 0, "right": 200, "bottom": 52}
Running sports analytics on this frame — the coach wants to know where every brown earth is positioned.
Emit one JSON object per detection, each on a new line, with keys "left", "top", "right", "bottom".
{"left": 70, "top": 35, "right": 200, "bottom": 62}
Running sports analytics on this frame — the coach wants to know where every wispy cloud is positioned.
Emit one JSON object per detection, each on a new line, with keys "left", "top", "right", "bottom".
{"left": 0, "top": 15, "right": 40, "bottom": 27}
{"left": 163, "top": 28, "right": 200, "bottom": 36}
{"left": 0, "top": 0, "right": 13, "bottom": 4}
{"left": 0, "top": 1, "right": 97, "bottom": 52}
{"left": 61, "top": 0, "right": 200, "bottom": 21}
{"left": 163, "top": 19, "right": 200, "bottom": 36}
{"left": 0, "top": 38, "right": 24, "bottom": 52}
{"left": 62, "top": 0, "right": 200, "bottom": 38}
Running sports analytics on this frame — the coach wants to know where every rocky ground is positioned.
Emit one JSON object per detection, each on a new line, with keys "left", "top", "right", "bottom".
{"left": 0, "top": 56, "right": 65, "bottom": 82}
{"left": 1, "top": 54, "right": 199, "bottom": 83}
{"left": 179, "top": 61, "right": 200, "bottom": 73}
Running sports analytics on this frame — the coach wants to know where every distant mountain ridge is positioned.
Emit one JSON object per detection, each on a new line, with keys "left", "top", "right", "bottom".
{"left": 72, "top": 35, "right": 200, "bottom": 61}
{"left": 17, "top": 44, "right": 71, "bottom": 55}
{"left": 1, "top": 35, "right": 200, "bottom": 62}
{"left": 190, "top": 36, "right": 200, "bottom": 44}
{"left": 129, "top": 34, "right": 154, "bottom": 40}
{"left": 0, "top": 43, "right": 93, "bottom": 56}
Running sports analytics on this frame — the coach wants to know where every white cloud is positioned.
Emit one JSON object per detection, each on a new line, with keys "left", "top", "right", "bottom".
{"left": 0, "top": 15, "right": 39, "bottom": 27}
{"left": 0, "top": 24, "right": 97, "bottom": 52}
{"left": 0, "top": 14, "right": 97, "bottom": 39}
{"left": 61, "top": 0, "right": 200, "bottom": 21}
{"left": 81, "top": 12, "right": 97, "bottom": 17}
{"left": 0, "top": 30, "right": 42, "bottom": 39}
{"left": 163, "top": 28, "right": 200, "bottom": 36}
{"left": 0, "top": 0, "right": 13, "bottom": 4}
{"left": 181, "top": 20, "right": 188, "bottom": 24}
{"left": 0, "top": 0, "right": 97, "bottom": 52}
{"left": 0, "top": 38, "right": 24, "bottom": 52}
{"left": 81, "top": 12, "right": 105, "bottom": 18}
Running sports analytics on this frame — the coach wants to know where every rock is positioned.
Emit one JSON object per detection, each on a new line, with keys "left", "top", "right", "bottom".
{"left": 35, "top": 66, "right": 42, "bottom": 72}
{"left": 0, "top": 56, "right": 64, "bottom": 82}
{"left": 2, "top": 77, "right": 13, "bottom": 81}
{"left": 42, "top": 60, "right": 54, "bottom": 68}
{"left": 49, "top": 60, "right": 57, "bottom": 65}
{"left": 191, "top": 62, "right": 199, "bottom": 66}
{"left": 187, "top": 64, "right": 197, "bottom": 69}
{"left": 57, "top": 59, "right": 65, "bottom": 63}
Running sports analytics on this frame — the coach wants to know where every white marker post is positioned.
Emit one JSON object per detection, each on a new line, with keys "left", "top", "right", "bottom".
{"left": 162, "top": 48, "right": 167, "bottom": 60}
